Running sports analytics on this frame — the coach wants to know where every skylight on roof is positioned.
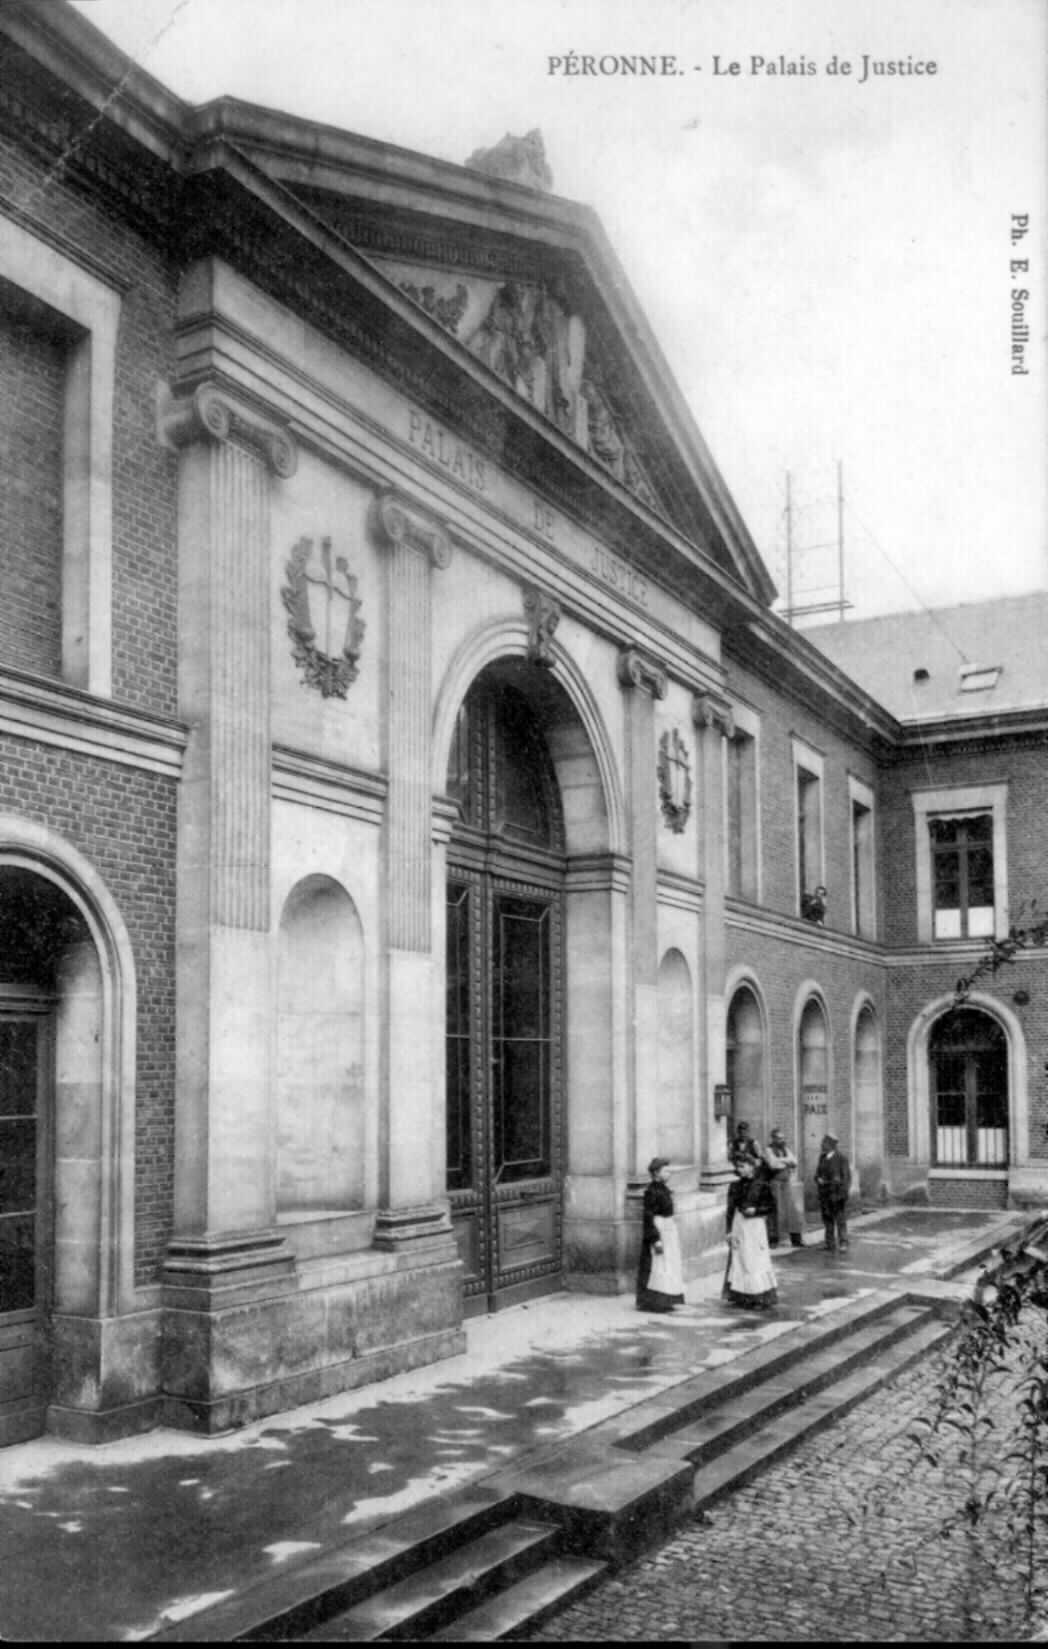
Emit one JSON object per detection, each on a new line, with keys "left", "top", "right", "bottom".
{"left": 959, "top": 664, "right": 1002, "bottom": 693}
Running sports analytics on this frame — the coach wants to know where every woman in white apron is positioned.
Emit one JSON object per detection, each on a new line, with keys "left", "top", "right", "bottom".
{"left": 723, "top": 1159, "right": 778, "bottom": 1310}
{"left": 636, "top": 1157, "right": 685, "bottom": 1313}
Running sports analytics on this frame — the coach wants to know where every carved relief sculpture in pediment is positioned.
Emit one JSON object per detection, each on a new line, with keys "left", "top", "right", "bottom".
{"left": 282, "top": 536, "right": 366, "bottom": 699}
{"left": 389, "top": 258, "right": 659, "bottom": 511}
{"left": 397, "top": 280, "right": 469, "bottom": 334}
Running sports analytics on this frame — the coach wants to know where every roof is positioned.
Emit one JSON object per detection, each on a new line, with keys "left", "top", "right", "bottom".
{"left": 803, "top": 592, "right": 1048, "bottom": 722}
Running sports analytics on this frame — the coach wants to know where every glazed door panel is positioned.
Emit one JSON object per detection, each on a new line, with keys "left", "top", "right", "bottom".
{"left": 447, "top": 877, "right": 563, "bottom": 1313}
{"left": 0, "top": 1012, "right": 52, "bottom": 1444}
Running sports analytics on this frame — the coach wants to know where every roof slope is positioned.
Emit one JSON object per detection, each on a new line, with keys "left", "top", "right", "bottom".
{"left": 805, "top": 592, "right": 1048, "bottom": 721}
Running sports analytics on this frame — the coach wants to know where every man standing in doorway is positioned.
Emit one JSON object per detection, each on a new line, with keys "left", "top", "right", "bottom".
{"left": 767, "top": 1126, "right": 804, "bottom": 1248}
{"left": 815, "top": 1132, "right": 850, "bottom": 1252}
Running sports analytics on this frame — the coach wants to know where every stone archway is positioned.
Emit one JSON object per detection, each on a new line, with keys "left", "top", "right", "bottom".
{"left": 433, "top": 631, "right": 623, "bottom": 1295}
{"left": 0, "top": 819, "right": 137, "bottom": 1443}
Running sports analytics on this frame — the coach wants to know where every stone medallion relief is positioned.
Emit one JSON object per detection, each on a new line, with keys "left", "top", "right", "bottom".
{"left": 282, "top": 535, "right": 366, "bottom": 699}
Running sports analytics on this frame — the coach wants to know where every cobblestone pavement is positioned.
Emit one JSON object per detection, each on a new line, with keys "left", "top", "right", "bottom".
{"left": 532, "top": 1313, "right": 1048, "bottom": 1644}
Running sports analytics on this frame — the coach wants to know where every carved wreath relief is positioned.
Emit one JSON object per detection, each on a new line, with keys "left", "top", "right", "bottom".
{"left": 282, "top": 536, "right": 366, "bottom": 699}
{"left": 658, "top": 728, "right": 693, "bottom": 833}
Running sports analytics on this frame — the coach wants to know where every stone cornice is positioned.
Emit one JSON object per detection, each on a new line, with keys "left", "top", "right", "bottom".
{"left": 725, "top": 900, "right": 887, "bottom": 969}
{"left": 0, "top": 667, "right": 186, "bottom": 777}
{"left": 883, "top": 943, "right": 1048, "bottom": 969}
{"left": 657, "top": 869, "right": 704, "bottom": 914}
{"left": 725, "top": 618, "right": 900, "bottom": 756}
{"left": 271, "top": 746, "right": 386, "bottom": 826}
{"left": 565, "top": 852, "right": 632, "bottom": 897}
{"left": 893, "top": 710, "right": 1048, "bottom": 758}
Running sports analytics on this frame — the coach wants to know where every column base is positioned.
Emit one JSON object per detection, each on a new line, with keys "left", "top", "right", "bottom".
{"left": 161, "top": 1229, "right": 297, "bottom": 1309}
{"left": 372, "top": 1203, "right": 456, "bottom": 1261}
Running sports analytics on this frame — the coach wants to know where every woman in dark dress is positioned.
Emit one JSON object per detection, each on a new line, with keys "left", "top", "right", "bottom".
{"left": 636, "top": 1157, "right": 685, "bottom": 1313}
{"left": 723, "top": 1158, "right": 778, "bottom": 1310}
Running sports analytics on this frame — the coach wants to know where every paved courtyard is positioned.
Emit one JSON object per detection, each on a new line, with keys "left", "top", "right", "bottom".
{"left": 0, "top": 1207, "right": 1032, "bottom": 1641}
{"left": 533, "top": 1307, "right": 1048, "bottom": 1643}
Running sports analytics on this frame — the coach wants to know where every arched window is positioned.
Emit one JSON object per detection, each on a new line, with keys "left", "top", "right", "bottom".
{"left": 929, "top": 1008, "right": 1008, "bottom": 1168}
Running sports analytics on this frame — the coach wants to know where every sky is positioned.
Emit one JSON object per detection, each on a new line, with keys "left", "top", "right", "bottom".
{"left": 71, "top": 0, "right": 1047, "bottom": 623}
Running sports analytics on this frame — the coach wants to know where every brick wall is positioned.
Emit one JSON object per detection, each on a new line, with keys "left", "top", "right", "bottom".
{"left": 725, "top": 922, "right": 887, "bottom": 1157}
{"left": 0, "top": 134, "right": 180, "bottom": 716}
{"left": 878, "top": 739, "right": 1048, "bottom": 948}
{"left": 724, "top": 652, "right": 881, "bottom": 935}
{"left": 0, "top": 735, "right": 177, "bottom": 1283}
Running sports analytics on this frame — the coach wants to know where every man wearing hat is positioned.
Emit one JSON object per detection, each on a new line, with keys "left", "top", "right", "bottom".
{"left": 636, "top": 1157, "right": 685, "bottom": 1312}
{"left": 814, "top": 1132, "right": 851, "bottom": 1252}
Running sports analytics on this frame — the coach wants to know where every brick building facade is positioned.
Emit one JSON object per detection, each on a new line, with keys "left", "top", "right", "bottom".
{"left": 0, "top": 1, "right": 1043, "bottom": 1447}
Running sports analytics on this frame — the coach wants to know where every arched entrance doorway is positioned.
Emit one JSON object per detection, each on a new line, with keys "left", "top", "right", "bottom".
{"left": 928, "top": 1007, "right": 1008, "bottom": 1168}
{"left": 798, "top": 996, "right": 831, "bottom": 1200}
{"left": 725, "top": 984, "right": 764, "bottom": 1137}
{"left": 0, "top": 867, "right": 93, "bottom": 1442}
{"left": 445, "top": 664, "right": 566, "bottom": 1314}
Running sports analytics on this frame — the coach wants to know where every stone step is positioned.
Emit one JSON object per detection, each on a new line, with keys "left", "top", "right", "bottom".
{"left": 151, "top": 1492, "right": 512, "bottom": 1642}
{"left": 297, "top": 1520, "right": 558, "bottom": 1641}
{"left": 427, "top": 1557, "right": 608, "bottom": 1642}
{"left": 685, "top": 1316, "right": 953, "bottom": 1511}
{"left": 647, "top": 1302, "right": 931, "bottom": 1465}
{"left": 596, "top": 1288, "right": 913, "bottom": 1452}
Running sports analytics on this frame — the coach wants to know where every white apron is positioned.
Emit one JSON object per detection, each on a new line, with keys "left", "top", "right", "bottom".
{"left": 726, "top": 1210, "right": 777, "bottom": 1297}
{"left": 647, "top": 1213, "right": 685, "bottom": 1297}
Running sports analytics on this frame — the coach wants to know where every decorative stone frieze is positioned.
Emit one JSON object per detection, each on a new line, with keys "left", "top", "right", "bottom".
{"left": 159, "top": 381, "right": 298, "bottom": 477}
{"left": 523, "top": 586, "right": 561, "bottom": 667}
{"left": 617, "top": 646, "right": 668, "bottom": 700}
{"left": 375, "top": 490, "right": 452, "bottom": 567}
{"left": 693, "top": 691, "right": 735, "bottom": 739}
{"left": 657, "top": 727, "right": 693, "bottom": 833}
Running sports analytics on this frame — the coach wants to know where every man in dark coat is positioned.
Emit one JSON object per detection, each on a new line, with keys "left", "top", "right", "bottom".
{"left": 815, "top": 1132, "right": 850, "bottom": 1252}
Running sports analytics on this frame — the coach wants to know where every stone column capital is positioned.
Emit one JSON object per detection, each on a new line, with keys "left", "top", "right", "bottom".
{"left": 159, "top": 381, "right": 298, "bottom": 477}
{"left": 375, "top": 490, "right": 453, "bottom": 569}
{"left": 692, "top": 691, "right": 735, "bottom": 739}
{"left": 617, "top": 646, "right": 667, "bottom": 700}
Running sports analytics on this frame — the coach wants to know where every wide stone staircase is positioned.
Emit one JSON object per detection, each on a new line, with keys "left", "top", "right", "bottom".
{"left": 154, "top": 1289, "right": 955, "bottom": 1642}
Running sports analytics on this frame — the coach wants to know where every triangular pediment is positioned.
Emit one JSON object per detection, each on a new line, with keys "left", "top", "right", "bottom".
{"left": 187, "top": 104, "right": 776, "bottom": 607}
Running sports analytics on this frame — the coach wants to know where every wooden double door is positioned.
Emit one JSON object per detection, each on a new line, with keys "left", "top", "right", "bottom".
{"left": 444, "top": 673, "right": 566, "bottom": 1314}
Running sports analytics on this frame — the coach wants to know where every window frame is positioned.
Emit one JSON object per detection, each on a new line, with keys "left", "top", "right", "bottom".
{"left": 911, "top": 783, "right": 1009, "bottom": 945}
{"left": 848, "top": 774, "right": 877, "bottom": 939}
{"left": 723, "top": 700, "right": 761, "bottom": 903}
{"left": 791, "top": 737, "right": 825, "bottom": 918}
{"left": 0, "top": 222, "right": 120, "bottom": 697}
